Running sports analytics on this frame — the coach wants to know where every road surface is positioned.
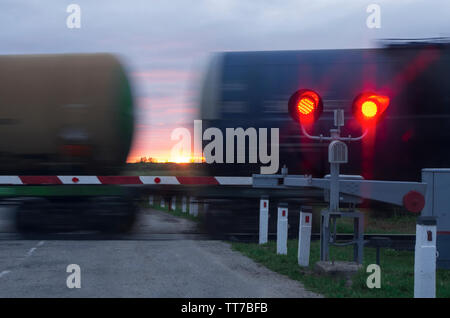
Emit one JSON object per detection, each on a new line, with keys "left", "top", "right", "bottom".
{"left": 0, "top": 208, "right": 320, "bottom": 297}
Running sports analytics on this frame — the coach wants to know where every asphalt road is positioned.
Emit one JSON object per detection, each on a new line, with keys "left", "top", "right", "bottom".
{"left": 0, "top": 208, "right": 320, "bottom": 297}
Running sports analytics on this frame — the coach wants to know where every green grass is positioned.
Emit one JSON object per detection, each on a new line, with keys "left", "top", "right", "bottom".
{"left": 142, "top": 196, "right": 448, "bottom": 297}
{"left": 231, "top": 239, "right": 450, "bottom": 298}
{"left": 335, "top": 213, "right": 416, "bottom": 234}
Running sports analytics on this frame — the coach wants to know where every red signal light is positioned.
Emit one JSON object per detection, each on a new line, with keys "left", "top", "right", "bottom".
{"left": 288, "top": 89, "right": 323, "bottom": 125}
{"left": 361, "top": 101, "right": 378, "bottom": 118}
{"left": 297, "top": 92, "right": 319, "bottom": 115}
{"left": 352, "top": 92, "right": 390, "bottom": 127}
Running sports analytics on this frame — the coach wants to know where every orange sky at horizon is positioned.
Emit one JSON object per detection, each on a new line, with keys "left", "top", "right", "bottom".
{"left": 125, "top": 69, "right": 200, "bottom": 163}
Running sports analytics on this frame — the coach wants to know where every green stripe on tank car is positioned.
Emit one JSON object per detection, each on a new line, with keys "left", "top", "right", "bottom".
{"left": 0, "top": 185, "right": 129, "bottom": 197}
{"left": 116, "top": 65, "right": 135, "bottom": 162}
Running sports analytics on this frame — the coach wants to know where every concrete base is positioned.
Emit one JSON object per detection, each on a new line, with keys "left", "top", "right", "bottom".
{"left": 315, "top": 261, "right": 362, "bottom": 281}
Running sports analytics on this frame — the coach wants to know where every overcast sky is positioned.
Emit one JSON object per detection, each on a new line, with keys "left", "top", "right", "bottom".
{"left": 1, "top": 0, "right": 449, "bottom": 161}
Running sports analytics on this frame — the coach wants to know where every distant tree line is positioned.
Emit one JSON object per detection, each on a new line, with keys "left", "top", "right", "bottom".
{"left": 137, "top": 157, "right": 158, "bottom": 163}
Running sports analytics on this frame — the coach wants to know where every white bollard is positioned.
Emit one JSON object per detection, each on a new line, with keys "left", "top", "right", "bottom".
{"left": 149, "top": 195, "right": 154, "bottom": 206}
{"left": 182, "top": 196, "right": 187, "bottom": 213}
{"left": 259, "top": 197, "right": 269, "bottom": 244}
{"left": 298, "top": 208, "right": 312, "bottom": 266}
{"left": 189, "top": 197, "right": 198, "bottom": 217}
{"left": 414, "top": 216, "right": 437, "bottom": 298}
{"left": 171, "top": 196, "right": 176, "bottom": 211}
{"left": 277, "top": 203, "right": 288, "bottom": 255}
{"left": 188, "top": 197, "right": 193, "bottom": 215}
{"left": 192, "top": 199, "right": 199, "bottom": 217}
{"left": 160, "top": 197, "right": 165, "bottom": 208}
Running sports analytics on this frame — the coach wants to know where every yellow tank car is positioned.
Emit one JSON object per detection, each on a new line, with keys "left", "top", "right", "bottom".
{"left": 0, "top": 53, "right": 134, "bottom": 175}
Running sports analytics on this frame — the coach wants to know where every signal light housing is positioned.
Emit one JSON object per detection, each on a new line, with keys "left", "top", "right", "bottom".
{"left": 352, "top": 92, "right": 390, "bottom": 127}
{"left": 288, "top": 89, "right": 323, "bottom": 125}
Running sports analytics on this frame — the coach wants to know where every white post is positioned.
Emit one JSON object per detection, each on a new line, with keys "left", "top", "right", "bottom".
{"left": 277, "top": 203, "right": 288, "bottom": 255}
{"left": 160, "top": 197, "right": 165, "bottom": 208}
{"left": 149, "top": 195, "right": 154, "bottom": 206}
{"left": 189, "top": 197, "right": 198, "bottom": 217}
{"left": 171, "top": 196, "right": 176, "bottom": 211}
{"left": 182, "top": 196, "right": 187, "bottom": 213}
{"left": 259, "top": 197, "right": 269, "bottom": 244}
{"left": 414, "top": 216, "right": 437, "bottom": 298}
{"left": 298, "top": 209, "right": 312, "bottom": 266}
{"left": 192, "top": 201, "right": 199, "bottom": 217}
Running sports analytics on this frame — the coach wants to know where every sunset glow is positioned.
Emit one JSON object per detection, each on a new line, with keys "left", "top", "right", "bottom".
{"left": 128, "top": 154, "right": 205, "bottom": 164}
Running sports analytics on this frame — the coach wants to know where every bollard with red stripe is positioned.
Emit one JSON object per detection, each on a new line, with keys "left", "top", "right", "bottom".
{"left": 298, "top": 207, "right": 313, "bottom": 267}
{"left": 170, "top": 196, "right": 176, "bottom": 211}
{"left": 414, "top": 216, "right": 437, "bottom": 298}
{"left": 189, "top": 197, "right": 198, "bottom": 217}
{"left": 259, "top": 197, "right": 269, "bottom": 244}
{"left": 277, "top": 203, "right": 288, "bottom": 255}
{"left": 182, "top": 196, "right": 187, "bottom": 213}
{"left": 148, "top": 195, "right": 154, "bottom": 206}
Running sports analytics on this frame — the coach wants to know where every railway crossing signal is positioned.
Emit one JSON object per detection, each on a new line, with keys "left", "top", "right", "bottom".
{"left": 287, "top": 89, "right": 392, "bottom": 264}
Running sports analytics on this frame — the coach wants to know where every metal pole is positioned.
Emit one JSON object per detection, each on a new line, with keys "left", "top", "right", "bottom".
{"left": 376, "top": 247, "right": 380, "bottom": 266}
{"left": 320, "top": 210, "right": 330, "bottom": 261}
{"left": 330, "top": 162, "right": 340, "bottom": 212}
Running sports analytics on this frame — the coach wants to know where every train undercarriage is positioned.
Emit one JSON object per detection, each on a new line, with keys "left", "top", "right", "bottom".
{"left": 0, "top": 185, "right": 139, "bottom": 233}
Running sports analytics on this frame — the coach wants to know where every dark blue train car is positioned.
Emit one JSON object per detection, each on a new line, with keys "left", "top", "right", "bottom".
{"left": 199, "top": 42, "right": 450, "bottom": 181}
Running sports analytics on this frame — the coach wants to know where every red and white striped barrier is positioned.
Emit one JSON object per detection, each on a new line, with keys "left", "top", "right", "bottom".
{"left": 0, "top": 176, "right": 253, "bottom": 186}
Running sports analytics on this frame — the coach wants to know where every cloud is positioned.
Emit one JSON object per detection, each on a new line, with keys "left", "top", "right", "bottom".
{"left": 1, "top": 0, "right": 449, "bottom": 160}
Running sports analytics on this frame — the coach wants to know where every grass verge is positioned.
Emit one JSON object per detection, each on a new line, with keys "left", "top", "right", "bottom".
{"left": 231, "top": 239, "right": 450, "bottom": 298}
{"left": 336, "top": 213, "right": 416, "bottom": 234}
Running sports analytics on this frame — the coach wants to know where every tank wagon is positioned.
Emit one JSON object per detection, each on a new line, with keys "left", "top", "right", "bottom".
{"left": 199, "top": 41, "right": 450, "bottom": 181}
{"left": 198, "top": 40, "right": 450, "bottom": 237}
{"left": 0, "top": 53, "right": 136, "bottom": 232}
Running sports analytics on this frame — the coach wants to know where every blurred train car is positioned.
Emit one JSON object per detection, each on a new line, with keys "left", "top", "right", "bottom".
{"left": 0, "top": 53, "right": 137, "bottom": 232}
{"left": 200, "top": 41, "right": 450, "bottom": 180}
{"left": 198, "top": 40, "right": 450, "bottom": 237}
